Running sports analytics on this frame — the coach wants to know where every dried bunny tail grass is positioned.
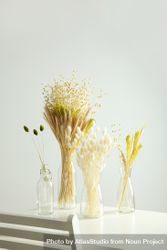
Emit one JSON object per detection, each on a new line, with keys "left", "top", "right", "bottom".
{"left": 77, "top": 127, "right": 112, "bottom": 217}
{"left": 77, "top": 129, "right": 112, "bottom": 172}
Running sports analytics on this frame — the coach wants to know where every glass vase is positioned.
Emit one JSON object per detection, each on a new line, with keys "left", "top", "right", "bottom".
{"left": 58, "top": 150, "right": 76, "bottom": 209}
{"left": 80, "top": 176, "right": 103, "bottom": 218}
{"left": 37, "top": 166, "right": 54, "bottom": 215}
{"left": 117, "top": 168, "right": 135, "bottom": 213}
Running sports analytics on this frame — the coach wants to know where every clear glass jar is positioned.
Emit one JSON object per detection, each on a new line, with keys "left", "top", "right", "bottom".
{"left": 117, "top": 168, "right": 135, "bottom": 213}
{"left": 80, "top": 178, "right": 103, "bottom": 218}
{"left": 37, "top": 166, "right": 54, "bottom": 215}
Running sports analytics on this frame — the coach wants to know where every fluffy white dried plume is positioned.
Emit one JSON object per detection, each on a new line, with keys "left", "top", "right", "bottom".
{"left": 77, "top": 127, "right": 112, "bottom": 173}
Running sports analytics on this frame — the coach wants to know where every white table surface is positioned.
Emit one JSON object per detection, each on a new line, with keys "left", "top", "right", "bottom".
{"left": 78, "top": 207, "right": 167, "bottom": 234}
{"left": 1, "top": 206, "right": 167, "bottom": 234}
{"left": 26, "top": 206, "right": 167, "bottom": 234}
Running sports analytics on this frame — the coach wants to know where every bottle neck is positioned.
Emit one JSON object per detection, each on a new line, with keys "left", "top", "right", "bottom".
{"left": 40, "top": 165, "right": 52, "bottom": 179}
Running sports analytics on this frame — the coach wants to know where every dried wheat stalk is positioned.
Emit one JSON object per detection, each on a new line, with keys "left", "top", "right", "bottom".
{"left": 43, "top": 76, "right": 96, "bottom": 208}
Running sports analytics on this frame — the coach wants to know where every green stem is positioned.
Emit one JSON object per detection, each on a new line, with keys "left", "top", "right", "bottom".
{"left": 31, "top": 136, "right": 44, "bottom": 167}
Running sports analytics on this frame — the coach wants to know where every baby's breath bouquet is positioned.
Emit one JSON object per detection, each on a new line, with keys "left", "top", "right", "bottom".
{"left": 43, "top": 75, "right": 95, "bottom": 209}
{"left": 77, "top": 128, "right": 112, "bottom": 218}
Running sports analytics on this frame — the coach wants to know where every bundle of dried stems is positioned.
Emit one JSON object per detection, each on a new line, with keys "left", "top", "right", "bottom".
{"left": 117, "top": 128, "right": 143, "bottom": 210}
{"left": 43, "top": 76, "right": 95, "bottom": 208}
{"left": 77, "top": 128, "right": 112, "bottom": 217}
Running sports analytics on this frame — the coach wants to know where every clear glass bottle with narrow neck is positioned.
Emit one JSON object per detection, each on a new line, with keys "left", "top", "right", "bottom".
{"left": 37, "top": 166, "right": 54, "bottom": 215}
{"left": 117, "top": 167, "right": 135, "bottom": 213}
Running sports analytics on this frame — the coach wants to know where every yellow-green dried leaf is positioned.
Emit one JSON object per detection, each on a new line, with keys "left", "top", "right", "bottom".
{"left": 84, "top": 119, "right": 94, "bottom": 135}
{"left": 126, "top": 135, "right": 132, "bottom": 162}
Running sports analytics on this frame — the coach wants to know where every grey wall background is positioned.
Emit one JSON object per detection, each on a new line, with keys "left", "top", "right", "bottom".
{"left": 0, "top": 0, "right": 167, "bottom": 213}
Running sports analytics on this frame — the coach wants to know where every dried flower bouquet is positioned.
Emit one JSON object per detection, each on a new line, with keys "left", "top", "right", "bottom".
{"left": 43, "top": 76, "right": 95, "bottom": 208}
{"left": 77, "top": 128, "right": 112, "bottom": 217}
{"left": 117, "top": 129, "right": 143, "bottom": 211}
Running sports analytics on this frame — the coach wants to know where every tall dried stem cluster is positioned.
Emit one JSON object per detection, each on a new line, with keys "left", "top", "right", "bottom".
{"left": 117, "top": 129, "right": 143, "bottom": 209}
{"left": 43, "top": 76, "right": 95, "bottom": 208}
{"left": 77, "top": 128, "right": 112, "bottom": 217}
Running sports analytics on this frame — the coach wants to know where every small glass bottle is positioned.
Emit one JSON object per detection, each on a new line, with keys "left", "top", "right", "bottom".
{"left": 117, "top": 168, "right": 135, "bottom": 213}
{"left": 37, "top": 165, "right": 54, "bottom": 215}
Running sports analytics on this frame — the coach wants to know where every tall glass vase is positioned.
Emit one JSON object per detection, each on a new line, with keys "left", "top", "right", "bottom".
{"left": 117, "top": 168, "right": 135, "bottom": 213}
{"left": 58, "top": 149, "right": 76, "bottom": 209}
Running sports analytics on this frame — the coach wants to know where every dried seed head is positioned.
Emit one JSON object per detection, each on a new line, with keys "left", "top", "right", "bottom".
{"left": 33, "top": 129, "right": 38, "bottom": 136}
{"left": 67, "top": 126, "right": 72, "bottom": 135}
{"left": 23, "top": 126, "right": 29, "bottom": 133}
{"left": 43, "top": 74, "right": 99, "bottom": 116}
{"left": 40, "top": 125, "right": 44, "bottom": 131}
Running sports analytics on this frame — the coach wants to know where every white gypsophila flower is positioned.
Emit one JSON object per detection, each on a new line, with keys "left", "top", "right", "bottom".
{"left": 43, "top": 77, "right": 92, "bottom": 114}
